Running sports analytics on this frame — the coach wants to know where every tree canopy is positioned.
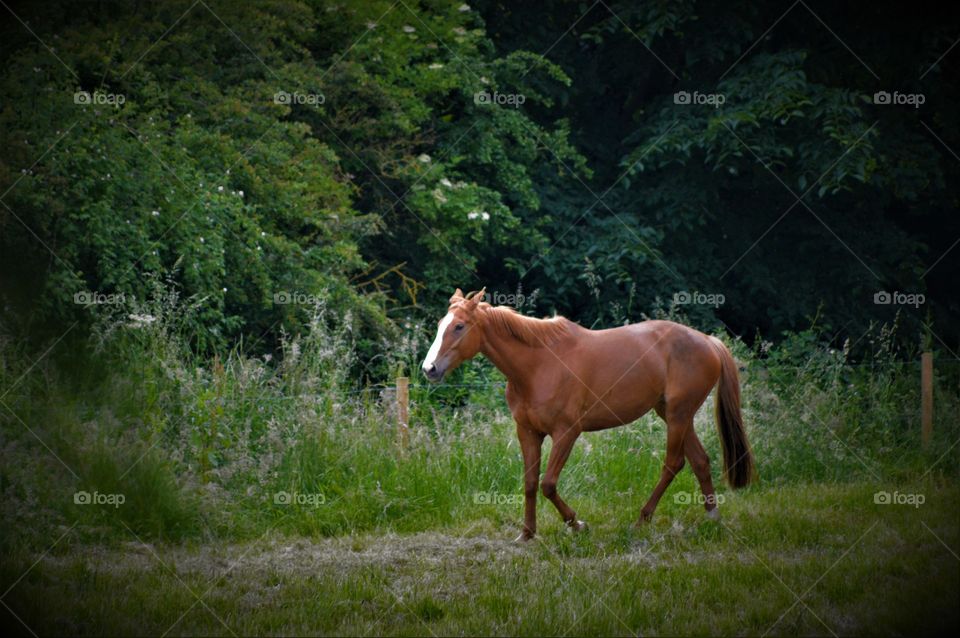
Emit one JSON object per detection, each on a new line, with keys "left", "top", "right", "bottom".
{"left": 2, "top": 0, "right": 956, "bottom": 369}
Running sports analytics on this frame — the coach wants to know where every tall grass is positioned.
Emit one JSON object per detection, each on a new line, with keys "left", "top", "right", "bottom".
{"left": 1, "top": 286, "right": 957, "bottom": 552}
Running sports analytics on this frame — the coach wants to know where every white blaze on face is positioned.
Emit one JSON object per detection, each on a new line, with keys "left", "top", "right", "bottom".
{"left": 422, "top": 313, "right": 454, "bottom": 372}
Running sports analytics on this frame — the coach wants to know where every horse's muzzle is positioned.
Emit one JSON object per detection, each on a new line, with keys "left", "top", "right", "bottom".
{"left": 422, "top": 363, "right": 443, "bottom": 382}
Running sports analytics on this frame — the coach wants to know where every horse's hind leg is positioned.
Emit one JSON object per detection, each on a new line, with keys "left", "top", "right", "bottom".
{"left": 638, "top": 415, "right": 689, "bottom": 523}
{"left": 684, "top": 431, "right": 719, "bottom": 519}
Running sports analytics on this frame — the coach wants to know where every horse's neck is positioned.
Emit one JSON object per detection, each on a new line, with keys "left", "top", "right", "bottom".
{"left": 478, "top": 316, "right": 551, "bottom": 385}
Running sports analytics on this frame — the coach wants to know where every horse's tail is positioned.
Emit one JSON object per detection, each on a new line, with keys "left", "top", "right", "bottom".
{"left": 709, "top": 336, "right": 755, "bottom": 488}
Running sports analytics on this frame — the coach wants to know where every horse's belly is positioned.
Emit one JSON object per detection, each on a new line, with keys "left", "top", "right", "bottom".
{"left": 580, "top": 400, "right": 656, "bottom": 431}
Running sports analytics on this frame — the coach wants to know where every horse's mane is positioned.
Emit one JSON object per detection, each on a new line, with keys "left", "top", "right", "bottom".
{"left": 481, "top": 305, "right": 573, "bottom": 347}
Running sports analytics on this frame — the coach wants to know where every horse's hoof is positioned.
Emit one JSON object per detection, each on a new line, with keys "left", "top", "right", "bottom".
{"left": 705, "top": 507, "right": 720, "bottom": 521}
{"left": 514, "top": 531, "right": 535, "bottom": 543}
{"left": 635, "top": 511, "right": 653, "bottom": 526}
{"left": 568, "top": 519, "right": 588, "bottom": 533}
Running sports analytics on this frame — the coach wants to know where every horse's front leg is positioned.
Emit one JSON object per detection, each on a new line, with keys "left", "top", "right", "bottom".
{"left": 515, "top": 424, "right": 544, "bottom": 542}
{"left": 541, "top": 424, "right": 586, "bottom": 531}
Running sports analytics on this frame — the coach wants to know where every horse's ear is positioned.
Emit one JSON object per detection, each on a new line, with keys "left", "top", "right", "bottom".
{"left": 449, "top": 288, "right": 464, "bottom": 304}
{"left": 465, "top": 287, "right": 486, "bottom": 309}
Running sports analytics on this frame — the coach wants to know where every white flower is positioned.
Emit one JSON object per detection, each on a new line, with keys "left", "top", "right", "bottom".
{"left": 402, "top": 25, "right": 416, "bottom": 33}
{"left": 366, "top": 21, "right": 377, "bottom": 29}
{"left": 217, "top": 185, "right": 224, "bottom": 192}
{"left": 127, "top": 313, "right": 156, "bottom": 328}
{"left": 429, "top": 63, "right": 444, "bottom": 69}
{"left": 453, "top": 27, "right": 466, "bottom": 36}
{"left": 440, "top": 177, "right": 453, "bottom": 188}
{"left": 417, "top": 153, "right": 431, "bottom": 163}
{"left": 200, "top": 237, "right": 205, "bottom": 243}
{"left": 238, "top": 190, "right": 244, "bottom": 197}
{"left": 458, "top": 3, "right": 471, "bottom": 11}
{"left": 151, "top": 210, "right": 160, "bottom": 216}
{"left": 432, "top": 188, "right": 447, "bottom": 204}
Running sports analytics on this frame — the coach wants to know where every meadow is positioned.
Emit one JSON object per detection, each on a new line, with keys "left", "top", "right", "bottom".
{"left": 1, "top": 299, "right": 957, "bottom": 635}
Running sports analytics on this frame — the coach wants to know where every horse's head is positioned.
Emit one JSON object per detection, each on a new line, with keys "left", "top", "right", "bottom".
{"left": 421, "top": 287, "right": 486, "bottom": 382}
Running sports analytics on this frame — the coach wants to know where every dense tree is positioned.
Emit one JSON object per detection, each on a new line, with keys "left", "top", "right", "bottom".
{"left": 2, "top": 0, "right": 956, "bottom": 367}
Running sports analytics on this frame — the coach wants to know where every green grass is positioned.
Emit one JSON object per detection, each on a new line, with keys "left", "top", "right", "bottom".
{"left": 2, "top": 317, "right": 958, "bottom": 634}
{"left": 2, "top": 482, "right": 956, "bottom": 636}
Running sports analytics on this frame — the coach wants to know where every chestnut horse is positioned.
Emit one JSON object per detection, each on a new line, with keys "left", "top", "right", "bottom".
{"left": 422, "top": 288, "right": 754, "bottom": 541}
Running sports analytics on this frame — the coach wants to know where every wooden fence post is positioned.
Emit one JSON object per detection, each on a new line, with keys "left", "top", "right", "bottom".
{"left": 921, "top": 352, "right": 933, "bottom": 448}
{"left": 396, "top": 376, "right": 410, "bottom": 452}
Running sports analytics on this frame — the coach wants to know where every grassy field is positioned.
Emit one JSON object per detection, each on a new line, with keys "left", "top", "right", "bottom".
{"left": 2, "top": 313, "right": 959, "bottom": 635}
{"left": 2, "top": 481, "right": 957, "bottom": 636}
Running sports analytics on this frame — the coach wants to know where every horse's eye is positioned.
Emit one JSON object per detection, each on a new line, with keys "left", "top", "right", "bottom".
{"left": 455, "top": 323, "right": 465, "bottom": 331}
